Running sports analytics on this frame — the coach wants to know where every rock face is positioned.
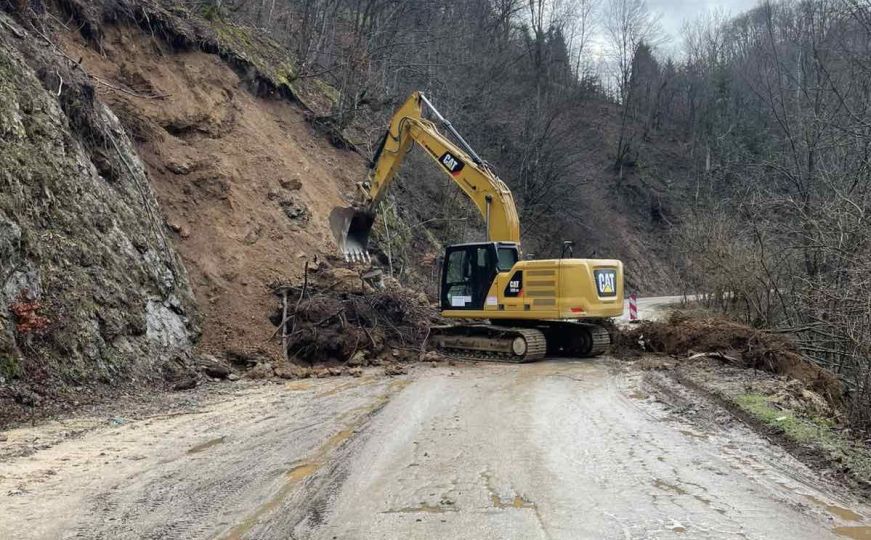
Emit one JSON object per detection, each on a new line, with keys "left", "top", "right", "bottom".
{"left": 0, "top": 13, "right": 198, "bottom": 390}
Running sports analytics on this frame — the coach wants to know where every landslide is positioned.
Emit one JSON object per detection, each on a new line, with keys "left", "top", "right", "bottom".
{"left": 615, "top": 314, "right": 843, "bottom": 405}
{"left": 615, "top": 314, "right": 871, "bottom": 492}
{"left": 274, "top": 268, "right": 439, "bottom": 369}
{"left": 50, "top": 2, "right": 366, "bottom": 362}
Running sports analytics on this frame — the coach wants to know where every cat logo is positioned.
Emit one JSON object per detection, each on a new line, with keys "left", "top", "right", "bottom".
{"left": 439, "top": 152, "right": 465, "bottom": 176}
{"left": 504, "top": 271, "right": 523, "bottom": 297}
{"left": 594, "top": 269, "right": 617, "bottom": 297}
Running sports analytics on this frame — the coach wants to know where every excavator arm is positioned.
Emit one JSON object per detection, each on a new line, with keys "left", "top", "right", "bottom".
{"left": 330, "top": 92, "right": 520, "bottom": 260}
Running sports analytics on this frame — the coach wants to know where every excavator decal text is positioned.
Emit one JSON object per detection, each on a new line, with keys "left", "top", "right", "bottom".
{"left": 504, "top": 271, "right": 523, "bottom": 297}
{"left": 594, "top": 269, "right": 617, "bottom": 297}
{"left": 439, "top": 152, "right": 465, "bottom": 176}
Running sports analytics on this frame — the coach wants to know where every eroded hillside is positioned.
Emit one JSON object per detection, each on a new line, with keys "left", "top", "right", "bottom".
{"left": 0, "top": 0, "right": 376, "bottom": 423}
{"left": 0, "top": 0, "right": 679, "bottom": 423}
{"left": 58, "top": 25, "right": 364, "bottom": 359}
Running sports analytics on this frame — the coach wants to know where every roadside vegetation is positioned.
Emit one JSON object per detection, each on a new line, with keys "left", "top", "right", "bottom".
{"left": 616, "top": 312, "right": 871, "bottom": 488}
{"left": 735, "top": 393, "right": 871, "bottom": 484}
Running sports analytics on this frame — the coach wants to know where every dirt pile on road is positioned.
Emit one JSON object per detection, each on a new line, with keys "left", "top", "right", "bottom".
{"left": 616, "top": 314, "right": 843, "bottom": 404}
{"left": 276, "top": 267, "right": 439, "bottom": 367}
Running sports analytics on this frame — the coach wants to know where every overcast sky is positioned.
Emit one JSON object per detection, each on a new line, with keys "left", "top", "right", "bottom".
{"left": 646, "top": 0, "right": 760, "bottom": 53}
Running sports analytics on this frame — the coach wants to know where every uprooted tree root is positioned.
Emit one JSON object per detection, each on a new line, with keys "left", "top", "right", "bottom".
{"left": 274, "top": 270, "right": 440, "bottom": 366}
{"left": 614, "top": 313, "right": 843, "bottom": 406}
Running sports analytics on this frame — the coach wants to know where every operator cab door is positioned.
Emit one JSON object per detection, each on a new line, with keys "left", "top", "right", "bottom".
{"left": 441, "top": 243, "right": 518, "bottom": 310}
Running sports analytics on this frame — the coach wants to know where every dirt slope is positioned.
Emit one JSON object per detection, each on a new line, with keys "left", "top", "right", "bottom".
{"left": 58, "top": 26, "right": 365, "bottom": 359}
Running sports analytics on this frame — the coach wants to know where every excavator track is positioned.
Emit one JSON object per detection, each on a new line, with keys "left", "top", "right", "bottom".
{"left": 432, "top": 326, "right": 547, "bottom": 363}
{"left": 584, "top": 324, "right": 611, "bottom": 357}
{"left": 431, "top": 322, "right": 611, "bottom": 362}
{"left": 542, "top": 321, "right": 611, "bottom": 358}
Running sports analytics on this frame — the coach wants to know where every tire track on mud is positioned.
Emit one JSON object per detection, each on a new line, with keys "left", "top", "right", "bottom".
{"left": 5, "top": 375, "right": 406, "bottom": 540}
{"left": 223, "top": 378, "right": 410, "bottom": 539}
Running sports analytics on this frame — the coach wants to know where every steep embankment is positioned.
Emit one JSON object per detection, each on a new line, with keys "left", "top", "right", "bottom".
{"left": 0, "top": 0, "right": 369, "bottom": 423}
{"left": 57, "top": 25, "right": 364, "bottom": 359}
{"left": 0, "top": 11, "right": 198, "bottom": 423}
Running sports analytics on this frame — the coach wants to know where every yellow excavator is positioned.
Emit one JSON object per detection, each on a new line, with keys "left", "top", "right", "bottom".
{"left": 330, "top": 92, "right": 624, "bottom": 361}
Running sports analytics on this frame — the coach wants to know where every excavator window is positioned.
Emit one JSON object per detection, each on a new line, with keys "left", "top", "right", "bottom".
{"left": 496, "top": 245, "right": 518, "bottom": 271}
{"left": 442, "top": 243, "right": 507, "bottom": 310}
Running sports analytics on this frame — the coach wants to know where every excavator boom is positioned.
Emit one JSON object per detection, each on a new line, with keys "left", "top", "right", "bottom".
{"left": 331, "top": 92, "right": 519, "bottom": 260}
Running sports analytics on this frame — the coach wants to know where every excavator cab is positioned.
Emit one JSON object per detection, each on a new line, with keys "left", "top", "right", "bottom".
{"left": 440, "top": 243, "right": 519, "bottom": 310}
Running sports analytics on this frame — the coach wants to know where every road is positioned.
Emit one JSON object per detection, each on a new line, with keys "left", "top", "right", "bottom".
{"left": 1, "top": 360, "right": 868, "bottom": 539}
{"left": 618, "top": 295, "right": 691, "bottom": 324}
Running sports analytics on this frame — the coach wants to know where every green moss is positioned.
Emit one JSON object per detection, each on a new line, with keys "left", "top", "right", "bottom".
{"left": 199, "top": 4, "right": 225, "bottom": 22}
{"left": 274, "top": 62, "right": 298, "bottom": 86}
{"left": 205, "top": 18, "right": 306, "bottom": 93}
{"left": 0, "top": 355, "right": 21, "bottom": 380}
{"left": 213, "top": 21, "right": 255, "bottom": 53}
{"left": 735, "top": 393, "right": 871, "bottom": 480}
{"left": 312, "top": 78, "right": 339, "bottom": 104}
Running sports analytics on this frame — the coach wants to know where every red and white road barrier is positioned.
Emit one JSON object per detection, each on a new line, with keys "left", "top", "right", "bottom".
{"left": 629, "top": 292, "right": 639, "bottom": 322}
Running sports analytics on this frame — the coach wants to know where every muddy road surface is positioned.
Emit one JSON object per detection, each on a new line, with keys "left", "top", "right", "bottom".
{"left": 1, "top": 360, "right": 868, "bottom": 539}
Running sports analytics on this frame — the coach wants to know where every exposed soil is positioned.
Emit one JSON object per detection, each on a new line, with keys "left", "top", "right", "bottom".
{"left": 58, "top": 26, "right": 367, "bottom": 362}
{"left": 614, "top": 313, "right": 843, "bottom": 404}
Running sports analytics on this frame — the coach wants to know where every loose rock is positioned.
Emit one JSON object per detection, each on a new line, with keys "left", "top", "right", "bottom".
{"left": 245, "top": 363, "right": 275, "bottom": 380}
{"left": 274, "top": 364, "right": 311, "bottom": 379}
{"left": 384, "top": 364, "right": 407, "bottom": 376}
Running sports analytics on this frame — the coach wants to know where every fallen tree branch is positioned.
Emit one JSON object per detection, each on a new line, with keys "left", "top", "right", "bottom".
{"left": 287, "top": 261, "right": 309, "bottom": 338}
{"left": 687, "top": 351, "right": 740, "bottom": 364}
{"left": 0, "top": 17, "right": 25, "bottom": 39}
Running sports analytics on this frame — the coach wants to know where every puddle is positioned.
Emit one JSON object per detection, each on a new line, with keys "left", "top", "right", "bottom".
{"left": 287, "top": 463, "right": 319, "bottom": 481}
{"left": 326, "top": 429, "right": 355, "bottom": 447}
{"left": 834, "top": 526, "right": 871, "bottom": 539}
{"left": 284, "top": 381, "right": 313, "bottom": 390}
{"left": 318, "top": 380, "right": 372, "bottom": 398}
{"left": 481, "top": 471, "right": 535, "bottom": 510}
{"left": 804, "top": 495, "right": 864, "bottom": 522}
{"left": 187, "top": 436, "right": 226, "bottom": 454}
{"left": 491, "top": 494, "right": 535, "bottom": 509}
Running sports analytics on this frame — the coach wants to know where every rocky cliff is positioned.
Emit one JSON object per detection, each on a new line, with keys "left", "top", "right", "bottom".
{"left": 0, "top": 11, "right": 198, "bottom": 422}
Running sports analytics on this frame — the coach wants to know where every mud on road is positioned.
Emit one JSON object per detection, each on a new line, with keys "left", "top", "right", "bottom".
{"left": 1, "top": 360, "right": 869, "bottom": 539}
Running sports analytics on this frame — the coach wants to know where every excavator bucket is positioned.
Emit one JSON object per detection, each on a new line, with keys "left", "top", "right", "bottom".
{"left": 329, "top": 206, "right": 375, "bottom": 262}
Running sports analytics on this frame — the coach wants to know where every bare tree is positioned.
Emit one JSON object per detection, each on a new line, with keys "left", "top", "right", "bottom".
{"left": 603, "top": 0, "right": 662, "bottom": 179}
